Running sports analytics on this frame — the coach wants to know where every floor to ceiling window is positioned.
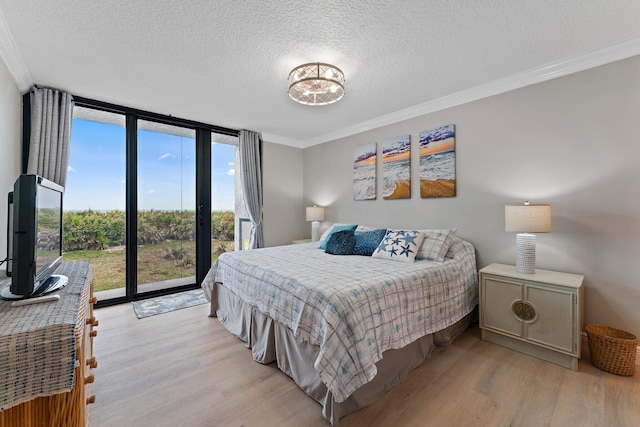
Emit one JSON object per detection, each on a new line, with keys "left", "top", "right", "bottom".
{"left": 64, "top": 107, "right": 127, "bottom": 299}
{"left": 63, "top": 99, "right": 239, "bottom": 306}
{"left": 211, "top": 132, "right": 240, "bottom": 252}
{"left": 136, "top": 120, "right": 196, "bottom": 293}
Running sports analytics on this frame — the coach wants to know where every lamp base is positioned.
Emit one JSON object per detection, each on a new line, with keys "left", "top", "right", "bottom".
{"left": 311, "top": 221, "right": 320, "bottom": 242}
{"left": 516, "top": 233, "right": 536, "bottom": 274}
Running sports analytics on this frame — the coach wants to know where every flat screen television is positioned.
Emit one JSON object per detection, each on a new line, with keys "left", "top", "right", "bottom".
{"left": 1, "top": 174, "right": 67, "bottom": 299}
{"left": 5, "top": 191, "right": 13, "bottom": 277}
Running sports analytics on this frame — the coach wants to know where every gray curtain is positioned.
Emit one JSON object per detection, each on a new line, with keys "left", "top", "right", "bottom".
{"left": 239, "top": 130, "right": 264, "bottom": 249}
{"left": 26, "top": 86, "right": 74, "bottom": 187}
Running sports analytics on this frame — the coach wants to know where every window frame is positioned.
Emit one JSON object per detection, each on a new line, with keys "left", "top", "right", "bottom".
{"left": 24, "top": 93, "right": 239, "bottom": 307}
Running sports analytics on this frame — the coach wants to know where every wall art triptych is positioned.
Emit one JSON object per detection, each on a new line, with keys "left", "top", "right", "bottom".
{"left": 382, "top": 134, "right": 411, "bottom": 200}
{"left": 419, "top": 124, "right": 456, "bottom": 198}
{"left": 352, "top": 124, "right": 456, "bottom": 201}
{"left": 353, "top": 142, "right": 377, "bottom": 201}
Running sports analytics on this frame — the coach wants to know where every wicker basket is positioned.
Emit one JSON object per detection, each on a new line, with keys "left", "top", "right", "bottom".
{"left": 586, "top": 324, "right": 637, "bottom": 376}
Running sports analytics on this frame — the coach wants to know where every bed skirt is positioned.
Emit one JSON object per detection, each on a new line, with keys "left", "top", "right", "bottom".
{"left": 211, "top": 282, "right": 474, "bottom": 425}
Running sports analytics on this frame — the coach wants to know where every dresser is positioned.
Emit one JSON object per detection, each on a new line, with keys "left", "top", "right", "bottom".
{"left": 479, "top": 263, "right": 584, "bottom": 371}
{"left": 0, "top": 261, "right": 97, "bottom": 426}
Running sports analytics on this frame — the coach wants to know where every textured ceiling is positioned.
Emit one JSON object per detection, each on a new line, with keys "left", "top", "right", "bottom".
{"left": 1, "top": 1, "right": 640, "bottom": 147}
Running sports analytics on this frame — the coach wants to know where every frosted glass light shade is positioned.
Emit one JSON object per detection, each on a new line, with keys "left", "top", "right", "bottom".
{"left": 306, "top": 206, "right": 325, "bottom": 222}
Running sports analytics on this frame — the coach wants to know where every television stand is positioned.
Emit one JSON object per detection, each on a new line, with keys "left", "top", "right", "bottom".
{"left": 0, "top": 261, "right": 97, "bottom": 427}
{"left": 0, "top": 274, "right": 69, "bottom": 300}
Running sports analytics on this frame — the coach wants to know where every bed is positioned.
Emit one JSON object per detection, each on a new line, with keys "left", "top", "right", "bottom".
{"left": 201, "top": 228, "right": 478, "bottom": 425}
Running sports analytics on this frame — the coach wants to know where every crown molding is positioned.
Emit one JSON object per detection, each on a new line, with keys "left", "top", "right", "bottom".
{"left": 0, "top": 8, "right": 32, "bottom": 91}
{"left": 293, "top": 37, "right": 640, "bottom": 149}
{"left": 261, "top": 131, "right": 305, "bottom": 148}
{"left": 2, "top": 5, "right": 638, "bottom": 149}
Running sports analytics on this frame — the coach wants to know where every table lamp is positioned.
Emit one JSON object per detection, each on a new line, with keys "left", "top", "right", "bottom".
{"left": 306, "top": 206, "right": 325, "bottom": 242}
{"left": 505, "top": 202, "right": 551, "bottom": 274}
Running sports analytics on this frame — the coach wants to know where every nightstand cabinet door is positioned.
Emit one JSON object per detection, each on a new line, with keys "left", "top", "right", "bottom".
{"left": 526, "top": 284, "right": 575, "bottom": 353}
{"left": 481, "top": 277, "right": 522, "bottom": 337}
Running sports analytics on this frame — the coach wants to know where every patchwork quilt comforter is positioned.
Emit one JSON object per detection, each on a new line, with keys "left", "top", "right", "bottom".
{"left": 202, "top": 237, "right": 478, "bottom": 402}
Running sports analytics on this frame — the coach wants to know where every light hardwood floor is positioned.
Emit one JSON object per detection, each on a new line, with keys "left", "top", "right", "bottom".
{"left": 89, "top": 303, "right": 640, "bottom": 427}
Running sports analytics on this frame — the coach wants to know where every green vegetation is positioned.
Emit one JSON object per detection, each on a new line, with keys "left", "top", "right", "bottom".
{"left": 62, "top": 210, "right": 234, "bottom": 292}
{"left": 63, "top": 210, "right": 234, "bottom": 251}
{"left": 63, "top": 210, "right": 126, "bottom": 251}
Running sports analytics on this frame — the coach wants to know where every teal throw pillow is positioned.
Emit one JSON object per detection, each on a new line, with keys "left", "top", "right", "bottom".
{"left": 325, "top": 230, "right": 356, "bottom": 255}
{"left": 318, "top": 224, "right": 358, "bottom": 249}
{"left": 353, "top": 229, "right": 387, "bottom": 256}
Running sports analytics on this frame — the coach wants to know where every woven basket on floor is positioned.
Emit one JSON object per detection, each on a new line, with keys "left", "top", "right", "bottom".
{"left": 586, "top": 324, "right": 637, "bottom": 376}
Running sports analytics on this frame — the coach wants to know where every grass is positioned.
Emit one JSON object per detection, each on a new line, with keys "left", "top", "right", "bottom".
{"left": 63, "top": 240, "right": 232, "bottom": 292}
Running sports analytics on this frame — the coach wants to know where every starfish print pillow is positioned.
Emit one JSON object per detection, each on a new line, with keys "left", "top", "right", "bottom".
{"left": 371, "top": 230, "right": 426, "bottom": 262}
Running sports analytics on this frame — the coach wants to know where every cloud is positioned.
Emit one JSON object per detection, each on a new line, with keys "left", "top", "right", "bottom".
{"left": 68, "top": 165, "right": 76, "bottom": 172}
{"left": 120, "top": 178, "right": 126, "bottom": 184}
{"left": 228, "top": 162, "right": 234, "bottom": 166}
{"left": 158, "top": 153, "right": 174, "bottom": 160}
{"left": 225, "top": 169, "right": 235, "bottom": 176}
{"left": 147, "top": 189, "right": 155, "bottom": 194}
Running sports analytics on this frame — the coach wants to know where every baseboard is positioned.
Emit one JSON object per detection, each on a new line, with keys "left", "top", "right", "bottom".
{"left": 582, "top": 331, "right": 639, "bottom": 366}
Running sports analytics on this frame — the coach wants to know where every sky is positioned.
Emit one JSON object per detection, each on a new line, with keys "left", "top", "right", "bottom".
{"left": 64, "top": 118, "right": 236, "bottom": 211}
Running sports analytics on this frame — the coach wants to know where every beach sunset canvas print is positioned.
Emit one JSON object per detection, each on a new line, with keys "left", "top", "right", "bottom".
{"left": 353, "top": 142, "right": 377, "bottom": 200}
{"left": 382, "top": 135, "right": 411, "bottom": 199}
{"left": 419, "top": 124, "right": 456, "bottom": 198}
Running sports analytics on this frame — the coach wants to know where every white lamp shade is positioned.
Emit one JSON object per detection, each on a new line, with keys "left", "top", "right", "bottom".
{"left": 505, "top": 203, "right": 551, "bottom": 233}
{"left": 306, "top": 206, "right": 325, "bottom": 222}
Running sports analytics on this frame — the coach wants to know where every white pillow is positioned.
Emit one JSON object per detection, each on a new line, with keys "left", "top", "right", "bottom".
{"left": 372, "top": 230, "right": 426, "bottom": 263}
{"left": 416, "top": 229, "right": 456, "bottom": 262}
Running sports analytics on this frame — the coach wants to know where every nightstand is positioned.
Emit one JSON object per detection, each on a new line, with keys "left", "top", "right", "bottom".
{"left": 292, "top": 239, "right": 312, "bottom": 244}
{"left": 479, "top": 263, "right": 584, "bottom": 371}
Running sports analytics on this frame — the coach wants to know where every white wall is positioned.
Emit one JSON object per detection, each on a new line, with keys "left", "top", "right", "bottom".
{"left": 303, "top": 55, "right": 640, "bottom": 339}
{"left": 262, "top": 140, "right": 307, "bottom": 246}
{"left": 0, "top": 55, "right": 22, "bottom": 275}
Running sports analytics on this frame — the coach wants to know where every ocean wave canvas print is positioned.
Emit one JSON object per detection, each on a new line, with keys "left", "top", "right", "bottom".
{"left": 353, "top": 142, "right": 376, "bottom": 200}
{"left": 419, "top": 124, "right": 456, "bottom": 198}
{"left": 382, "top": 134, "right": 411, "bottom": 199}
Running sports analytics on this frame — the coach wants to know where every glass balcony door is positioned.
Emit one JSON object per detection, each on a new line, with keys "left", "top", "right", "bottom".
{"left": 64, "top": 98, "right": 239, "bottom": 305}
{"left": 136, "top": 121, "right": 196, "bottom": 295}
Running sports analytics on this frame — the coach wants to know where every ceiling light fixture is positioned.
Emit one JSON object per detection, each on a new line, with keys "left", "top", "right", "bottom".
{"left": 288, "top": 62, "right": 345, "bottom": 106}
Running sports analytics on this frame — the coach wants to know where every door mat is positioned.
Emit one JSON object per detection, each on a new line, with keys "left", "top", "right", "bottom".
{"left": 132, "top": 289, "right": 208, "bottom": 319}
